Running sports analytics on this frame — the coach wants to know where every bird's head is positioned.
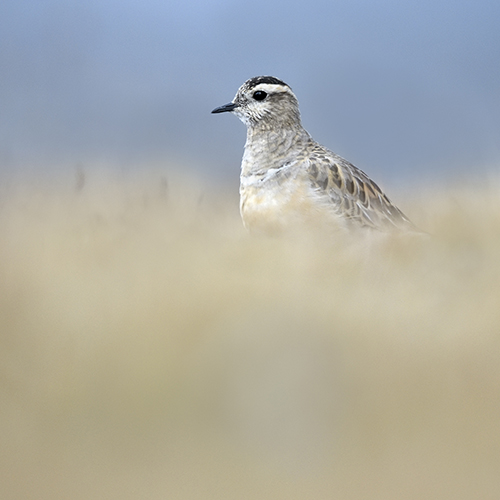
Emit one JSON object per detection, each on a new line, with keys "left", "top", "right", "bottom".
{"left": 212, "top": 76, "right": 301, "bottom": 129}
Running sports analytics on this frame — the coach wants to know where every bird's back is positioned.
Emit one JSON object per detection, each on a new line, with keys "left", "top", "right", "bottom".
{"left": 306, "top": 142, "right": 416, "bottom": 231}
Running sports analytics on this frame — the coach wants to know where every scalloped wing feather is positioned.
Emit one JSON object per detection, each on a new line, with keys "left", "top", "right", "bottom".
{"left": 307, "top": 146, "right": 417, "bottom": 231}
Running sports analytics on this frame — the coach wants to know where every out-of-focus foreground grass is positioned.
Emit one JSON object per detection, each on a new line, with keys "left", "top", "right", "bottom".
{"left": 1, "top": 168, "right": 500, "bottom": 500}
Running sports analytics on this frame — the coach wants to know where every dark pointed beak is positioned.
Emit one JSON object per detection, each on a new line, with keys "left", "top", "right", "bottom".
{"left": 211, "top": 102, "right": 239, "bottom": 114}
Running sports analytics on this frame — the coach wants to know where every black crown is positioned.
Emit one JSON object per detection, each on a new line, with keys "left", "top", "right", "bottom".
{"left": 246, "top": 76, "right": 290, "bottom": 89}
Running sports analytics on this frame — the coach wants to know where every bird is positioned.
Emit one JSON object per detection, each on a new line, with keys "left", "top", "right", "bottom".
{"left": 212, "top": 76, "right": 417, "bottom": 234}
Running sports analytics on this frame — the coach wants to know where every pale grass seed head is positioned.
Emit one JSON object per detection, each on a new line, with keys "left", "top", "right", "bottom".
{"left": 2, "top": 170, "right": 500, "bottom": 499}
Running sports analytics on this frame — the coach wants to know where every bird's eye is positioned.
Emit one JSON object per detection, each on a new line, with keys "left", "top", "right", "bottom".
{"left": 253, "top": 90, "right": 267, "bottom": 101}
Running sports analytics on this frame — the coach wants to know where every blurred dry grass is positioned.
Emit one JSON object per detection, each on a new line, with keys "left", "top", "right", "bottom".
{"left": 1, "top": 167, "right": 500, "bottom": 499}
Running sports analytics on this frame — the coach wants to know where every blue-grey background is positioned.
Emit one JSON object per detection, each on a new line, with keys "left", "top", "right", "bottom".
{"left": 1, "top": 0, "right": 499, "bottom": 185}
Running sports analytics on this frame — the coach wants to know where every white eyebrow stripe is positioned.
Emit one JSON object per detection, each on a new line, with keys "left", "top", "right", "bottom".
{"left": 250, "top": 83, "right": 291, "bottom": 94}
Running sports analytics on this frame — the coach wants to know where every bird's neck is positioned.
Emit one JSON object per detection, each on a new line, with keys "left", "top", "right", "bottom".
{"left": 242, "top": 124, "right": 311, "bottom": 176}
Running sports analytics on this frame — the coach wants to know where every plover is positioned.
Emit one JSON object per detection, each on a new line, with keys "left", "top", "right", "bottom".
{"left": 212, "top": 76, "right": 416, "bottom": 233}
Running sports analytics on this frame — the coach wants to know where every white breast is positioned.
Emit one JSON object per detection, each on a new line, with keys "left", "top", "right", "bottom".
{"left": 239, "top": 163, "right": 334, "bottom": 233}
